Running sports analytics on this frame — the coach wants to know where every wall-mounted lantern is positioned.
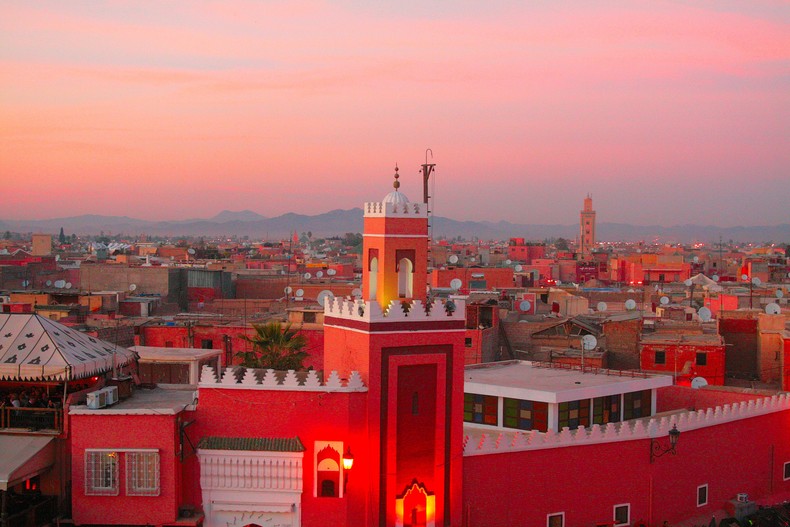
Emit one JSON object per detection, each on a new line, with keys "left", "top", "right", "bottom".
{"left": 650, "top": 424, "right": 680, "bottom": 463}
{"left": 343, "top": 447, "right": 354, "bottom": 492}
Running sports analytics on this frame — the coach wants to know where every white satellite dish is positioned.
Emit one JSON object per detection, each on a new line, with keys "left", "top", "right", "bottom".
{"left": 698, "top": 307, "right": 712, "bottom": 322}
{"left": 582, "top": 334, "right": 598, "bottom": 350}
{"left": 597, "top": 302, "right": 608, "bottom": 312}
{"left": 693, "top": 256, "right": 699, "bottom": 263}
{"left": 777, "top": 290, "right": 784, "bottom": 299}
{"left": 555, "top": 280, "right": 562, "bottom": 286}
{"left": 505, "top": 259, "right": 512, "bottom": 265}
{"left": 65, "top": 282, "right": 72, "bottom": 289}
{"left": 450, "top": 278, "right": 462, "bottom": 290}
{"left": 304, "top": 272, "right": 312, "bottom": 279}
{"left": 514, "top": 264, "right": 523, "bottom": 272}
{"left": 470, "top": 257, "right": 476, "bottom": 262}
{"left": 691, "top": 377, "right": 709, "bottom": 389}
{"left": 129, "top": 284, "right": 137, "bottom": 291}
{"left": 327, "top": 269, "right": 336, "bottom": 276}
{"left": 712, "top": 275, "right": 719, "bottom": 282}
{"left": 625, "top": 299, "right": 637, "bottom": 310}
{"left": 187, "top": 248, "right": 196, "bottom": 255}
{"left": 751, "top": 277, "right": 761, "bottom": 286}
{"left": 741, "top": 274, "right": 749, "bottom": 281}
{"left": 684, "top": 279, "right": 693, "bottom": 287}
{"left": 519, "top": 300, "right": 532, "bottom": 312}
{"left": 295, "top": 288, "right": 304, "bottom": 297}
{"left": 317, "top": 290, "right": 334, "bottom": 307}
{"left": 351, "top": 288, "right": 362, "bottom": 298}
{"left": 449, "top": 255, "right": 459, "bottom": 264}
{"left": 54, "top": 280, "right": 65, "bottom": 289}
{"left": 765, "top": 303, "right": 781, "bottom": 315}
{"left": 284, "top": 286, "right": 293, "bottom": 294}
{"left": 45, "top": 280, "right": 52, "bottom": 287}
{"left": 628, "top": 288, "right": 635, "bottom": 293}
{"left": 660, "top": 296, "right": 670, "bottom": 305}
{"left": 316, "top": 271, "right": 324, "bottom": 278}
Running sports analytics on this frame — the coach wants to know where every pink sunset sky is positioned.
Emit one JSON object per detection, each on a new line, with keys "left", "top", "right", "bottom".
{"left": 1, "top": 1, "right": 788, "bottom": 226}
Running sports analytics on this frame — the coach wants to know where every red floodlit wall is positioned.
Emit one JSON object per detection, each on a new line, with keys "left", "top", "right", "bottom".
{"left": 655, "top": 385, "right": 769, "bottom": 413}
{"left": 640, "top": 343, "right": 726, "bottom": 385}
{"left": 183, "top": 387, "right": 368, "bottom": 527}
{"left": 70, "top": 413, "right": 182, "bottom": 526}
{"left": 463, "top": 407, "right": 790, "bottom": 527}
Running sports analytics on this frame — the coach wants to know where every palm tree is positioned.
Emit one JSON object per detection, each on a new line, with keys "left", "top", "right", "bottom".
{"left": 238, "top": 321, "right": 308, "bottom": 370}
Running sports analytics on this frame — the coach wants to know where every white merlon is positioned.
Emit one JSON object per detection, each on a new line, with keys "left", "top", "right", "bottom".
{"left": 463, "top": 392, "right": 790, "bottom": 457}
{"left": 324, "top": 297, "right": 465, "bottom": 323}
{"left": 364, "top": 201, "right": 428, "bottom": 218}
{"left": 199, "top": 365, "right": 368, "bottom": 392}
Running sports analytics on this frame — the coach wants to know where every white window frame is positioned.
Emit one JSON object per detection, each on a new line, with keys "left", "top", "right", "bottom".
{"left": 613, "top": 503, "right": 630, "bottom": 526}
{"left": 84, "top": 450, "right": 119, "bottom": 496}
{"left": 547, "top": 512, "right": 565, "bottom": 527}
{"left": 784, "top": 461, "right": 790, "bottom": 481}
{"left": 126, "top": 451, "right": 161, "bottom": 496}
{"left": 697, "top": 484, "right": 708, "bottom": 507}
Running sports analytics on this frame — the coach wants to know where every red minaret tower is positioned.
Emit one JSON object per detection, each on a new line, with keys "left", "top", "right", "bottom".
{"left": 579, "top": 193, "right": 596, "bottom": 258}
{"left": 324, "top": 165, "right": 465, "bottom": 527}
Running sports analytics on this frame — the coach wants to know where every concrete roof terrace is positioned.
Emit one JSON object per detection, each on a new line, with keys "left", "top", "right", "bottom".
{"left": 464, "top": 360, "right": 673, "bottom": 404}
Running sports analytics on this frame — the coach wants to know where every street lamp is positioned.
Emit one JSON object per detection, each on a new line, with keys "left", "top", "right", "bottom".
{"left": 342, "top": 447, "right": 354, "bottom": 493}
{"left": 650, "top": 424, "right": 680, "bottom": 463}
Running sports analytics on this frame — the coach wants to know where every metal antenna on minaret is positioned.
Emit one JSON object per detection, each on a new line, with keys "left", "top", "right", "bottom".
{"left": 421, "top": 149, "right": 436, "bottom": 269}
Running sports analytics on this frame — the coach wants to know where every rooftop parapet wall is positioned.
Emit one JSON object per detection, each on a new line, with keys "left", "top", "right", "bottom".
{"left": 463, "top": 392, "right": 790, "bottom": 457}
{"left": 198, "top": 365, "right": 367, "bottom": 392}
{"left": 364, "top": 201, "right": 428, "bottom": 218}
{"left": 323, "top": 297, "right": 466, "bottom": 324}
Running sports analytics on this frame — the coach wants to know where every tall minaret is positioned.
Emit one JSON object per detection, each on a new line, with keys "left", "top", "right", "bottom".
{"left": 579, "top": 194, "right": 596, "bottom": 257}
{"left": 323, "top": 165, "right": 465, "bottom": 527}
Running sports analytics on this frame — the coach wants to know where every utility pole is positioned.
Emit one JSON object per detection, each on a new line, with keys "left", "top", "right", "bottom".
{"left": 421, "top": 149, "right": 436, "bottom": 270}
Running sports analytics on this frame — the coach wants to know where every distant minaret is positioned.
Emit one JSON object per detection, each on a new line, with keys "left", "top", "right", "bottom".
{"left": 579, "top": 194, "right": 596, "bottom": 257}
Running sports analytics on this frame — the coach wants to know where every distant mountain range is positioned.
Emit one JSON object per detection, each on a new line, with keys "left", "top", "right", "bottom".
{"left": 1, "top": 209, "right": 788, "bottom": 243}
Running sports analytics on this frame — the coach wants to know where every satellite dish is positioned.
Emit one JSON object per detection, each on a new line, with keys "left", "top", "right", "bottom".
{"left": 445, "top": 300, "right": 456, "bottom": 313}
{"left": 327, "top": 269, "right": 336, "bottom": 276}
{"left": 45, "top": 280, "right": 52, "bottom": 287}
{"left": 660, "top": 296, "right": 670, "bottom": 305}
{"left": 625, "top": 299, "right": 637, "bottom": 310}
{"left": 582, "top": 334, "right": 598, "bottom": 350}
{"left": 284, "top": 286, "right": 293, "bottom": 294}
{"left": 450, "top": 278, "right": 462, "bottom": 290}
{"left": 449, "top": 255, "right": 459, "bottom": 264}
{"left": 317, "top": 290, "right": 334, "bottom": 307}
{"left": 684, "top": 279, "right": 693, "bottom": 287}
{"left": 304, "top": 272, "right": 312, "bottom": 279}
{"left": 693, "top": 256, "right": 699, "bottom": 263}
{"left": 470, "top": 257, "right": 476, "bottom": 262}
{"left": 129, "top": 284, "right": 137, "bottom": 291}
{"left": 65, "top": 282, "right": 72, "bottom": 289}
{"left": 22, "top": 280, "right": 30, "bottom": 287}
{"left": 505, "top": 259, "right": 512, "bottom": 265}
{"left": 765, "top": 303, "right": 781, "bottom": 315}
{"left": 295, "top": 288, "right": 304, "bottom": 297}
{"left": 597, "top": 302, "right": 607, "bottom": 312}
{"left": 351, "top": 288, "right": 362, "bottom": 298}
{"left": 712, "top": 275, "right": 719, "bottom": 282}
{"left": 751, "top": 277, "right": 761, "bottom": 286}
{"left": 519, "top": 300, "right": 532, "bottom": 312}
{"left": 777, "top": 290, "right": 784, "bottom": 299}
{"left": 187, "top": 248, "right": 196, "bottom": 255}
{"left": 691, "top": 377, "right": 709, "bottom": 389}
{"left": 698, "top": 307, "right": 712, "bottom": 322}
{"left": 555, "top": 280, "right": 562, "bottom": 286}
{"left": 54, "top": 280, "right": 65, "bottom": 289}
{"left": 316, "top": 271, "right": 323, "bottom": 278}
{"left": 741, "top": 274, "right": 749, "bottom": 281}
{"left": 514, "top": 264, "right": 523, "bottom": 272}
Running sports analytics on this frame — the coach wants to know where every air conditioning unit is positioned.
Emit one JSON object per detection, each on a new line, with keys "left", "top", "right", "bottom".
{"left": 103, "top": 386, "right": 119, "bottom": 405}
{"left": 86, "top": 390, "right": 108, "bottom": 409}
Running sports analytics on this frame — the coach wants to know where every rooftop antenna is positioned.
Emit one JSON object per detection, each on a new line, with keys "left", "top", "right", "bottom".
{"left": 421, "top": 149, "right": 436, "bottom": 270}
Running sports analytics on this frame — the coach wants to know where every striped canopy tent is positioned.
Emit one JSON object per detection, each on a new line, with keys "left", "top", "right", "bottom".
{"left": 0, "top": 313, "right": 136, "bottom": 381}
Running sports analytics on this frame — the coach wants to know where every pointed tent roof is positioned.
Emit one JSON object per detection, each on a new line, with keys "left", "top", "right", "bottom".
{"left": 0, "top": 314, "right": 136, "bottom": 381}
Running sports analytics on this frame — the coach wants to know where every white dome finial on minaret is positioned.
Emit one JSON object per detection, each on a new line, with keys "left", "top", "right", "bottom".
{"left": 383, "top": 164, "right": 410, "bottom": 205}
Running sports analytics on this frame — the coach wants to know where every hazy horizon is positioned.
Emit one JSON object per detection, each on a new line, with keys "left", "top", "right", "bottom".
{"left": 2, "top": 1, "right": 788, "bottom": 227}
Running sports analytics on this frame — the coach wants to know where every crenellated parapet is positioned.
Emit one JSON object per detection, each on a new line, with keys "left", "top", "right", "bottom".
{"left": 463, "top": 392, "right": 790, "bottom": 457}
{"left": 323, "top": 297, "right": 466, "bottom": 324}
{"left": 198, "top": 365, "right": 367, "bottom": 392}
{"left": 364, "top": 201, "right": 428, "bottom": 218}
